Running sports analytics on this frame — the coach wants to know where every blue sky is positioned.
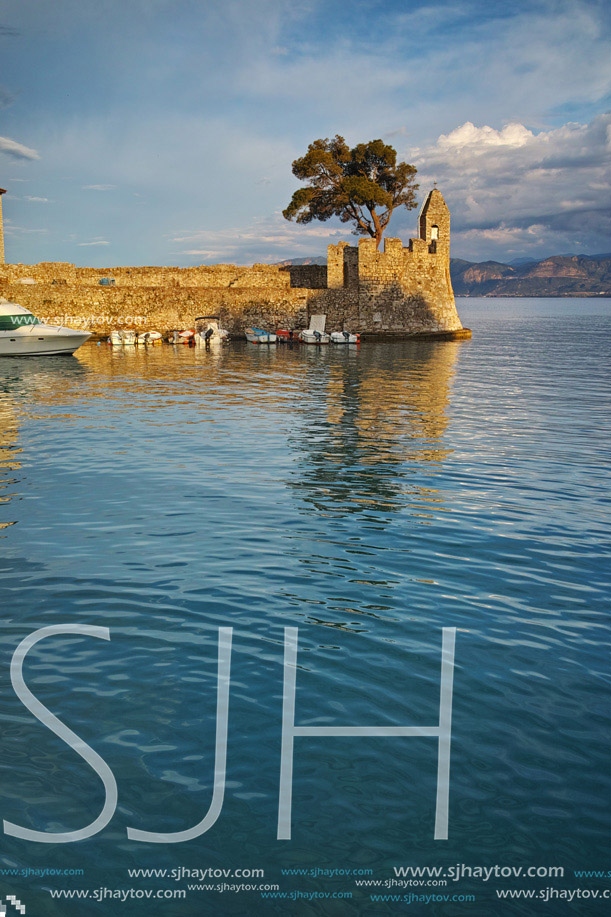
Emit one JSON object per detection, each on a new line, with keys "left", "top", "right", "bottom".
{"left": 1, "top": 0, "right": 610, "bottom": 266}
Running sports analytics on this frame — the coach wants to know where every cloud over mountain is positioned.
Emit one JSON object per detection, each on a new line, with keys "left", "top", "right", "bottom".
{"left": 407, "top": 113, "right": 611, "bottom": 259}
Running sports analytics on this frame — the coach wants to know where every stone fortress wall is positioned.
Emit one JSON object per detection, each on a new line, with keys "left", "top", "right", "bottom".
{"left": 0, "top": 189, "right": 469, "bottom": 338}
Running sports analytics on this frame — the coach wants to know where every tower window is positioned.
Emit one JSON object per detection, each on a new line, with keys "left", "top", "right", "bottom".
{"left": 431, "top": 225, "right": 439, "bottom": 241}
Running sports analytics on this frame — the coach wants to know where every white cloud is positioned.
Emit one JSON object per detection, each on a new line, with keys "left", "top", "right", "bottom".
{"left": 3, "top": 221, "right": 49, "bottom": 235}
{"left": 2, "top": 0, "right": 609, "bottom": 265}
{"left": 0, "top": 135, "right": 40, "bottom": 160}
{"left": 77, "top": 240, "right": 110, "bottom": 246}
{"left": 25, "top": 195, "right": 49, "bottom": 202}
{"left": 436, "top": 122, "right": 534, "bottom": 152}
{"left": 173, "top": 213, "right": 345, "bottom": 264}
{"left": 222, "top": 0, "right": 611, "bottom": 144}
{"left": 458, "top": 224, "right": 548, "bottom": 246}
{"left": 405, "top": 113, "right": 611, "bottom": 259}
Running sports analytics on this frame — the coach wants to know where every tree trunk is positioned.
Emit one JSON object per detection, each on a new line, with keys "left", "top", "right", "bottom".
{"left": 371, "top": 208, "right": 383, "bottom": 249}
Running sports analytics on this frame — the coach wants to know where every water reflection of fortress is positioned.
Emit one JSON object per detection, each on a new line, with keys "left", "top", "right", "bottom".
{"left": 287, "top": 343, "right": 459, "bottom": 518}
{"left": 0, "top": 359, "right": 90, "bottom": 531}
{"left": 0, "top": 396, "right": 20, "bottom": 531}
{"left": 0, "top": 342, "right": 461, "bottom": 532}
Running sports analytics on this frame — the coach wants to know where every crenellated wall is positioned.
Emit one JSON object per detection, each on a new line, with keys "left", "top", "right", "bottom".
{"left": 323, "top": 189, "right": 463, "bottom": 334}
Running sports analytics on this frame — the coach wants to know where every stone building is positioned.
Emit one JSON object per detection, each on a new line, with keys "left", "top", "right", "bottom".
{"left": 319, "top": 188, "right": 463, "bottom": 334}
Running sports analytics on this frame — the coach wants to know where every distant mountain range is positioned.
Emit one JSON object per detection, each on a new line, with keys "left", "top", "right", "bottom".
{"left": 276, "top": 256, "right": 327, "bottom": 266}
{"left": 450, "top": 253, "right": 611, "bottom": 297}
{"left": 276, "top": 253, "right": 611, "bottom": 296}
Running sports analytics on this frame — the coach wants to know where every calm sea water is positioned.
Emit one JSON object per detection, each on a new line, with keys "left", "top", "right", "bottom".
{"left": 0, "top": 297, "right": 609, "bottom": 915}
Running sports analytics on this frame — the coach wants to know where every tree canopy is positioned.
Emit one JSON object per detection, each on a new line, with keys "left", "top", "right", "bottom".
{"left": 283, "top": 136, "right": 418, "bottom": 249}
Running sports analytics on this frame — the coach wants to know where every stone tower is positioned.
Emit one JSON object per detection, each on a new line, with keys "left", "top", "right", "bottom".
{"left": 0, "top": 188, "right": 5, "bottom": 264}
{"left": 419, "top": 187, "right": 450, "bottom": 255}
{"left": 324, "top": 185, "right": 466, "bottom": 335}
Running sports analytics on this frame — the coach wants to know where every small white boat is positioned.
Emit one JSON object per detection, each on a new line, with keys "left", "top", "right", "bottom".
{"left": 300, "top": 313, "right": 330, "bottom": 344}
{"left": 136, "top": 331, "right": 163, "bottom": 345}
{"left": 109, "top": 329, "right": 137, "bottom": 346}
{"left": 168, "top": 330, "right": 195, "bottom": 343}
{"left": 275, "top": 329, "right": 301, "bottom": 343}
{"left": 330, "top": 331, "right": 360, "bottom": 344}
{"left": 245, "top": 327, "right": 277, "bottom": 344}
{"left": 0, "top": 299, "right": 90, "bottom": 356}
{"left": 300, "top": 329, "right": 330, "bottom": 344}
{"left": 195, "top": 319, "right": 229, "bottom": 345}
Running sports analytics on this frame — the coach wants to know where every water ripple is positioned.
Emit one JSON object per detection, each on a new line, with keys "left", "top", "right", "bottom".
{"left": 0, "top": 300, "right": 609, "bottom": 913}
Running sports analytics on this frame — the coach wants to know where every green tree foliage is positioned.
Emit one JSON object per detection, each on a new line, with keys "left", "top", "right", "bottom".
{"left": 283, "top": 136, "right": 418, "bottom": 249}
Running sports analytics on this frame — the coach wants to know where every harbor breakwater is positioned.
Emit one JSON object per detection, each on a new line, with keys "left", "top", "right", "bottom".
{"left": 0, "top": 261, "right": 310, "bottom": 337}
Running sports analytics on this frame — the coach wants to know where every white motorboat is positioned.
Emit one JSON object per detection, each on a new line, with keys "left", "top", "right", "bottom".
{"left": 195, "top": 319, "right": 229, "bottom": 345}
{"left": 300, "top": 313, "right": 330, "bottom": 344}
{"left": 245, "top": 327, "right": 277, "bottom": 344}
{"left": 109, "top": 329, "right": 138, "bottom": 346}
{"left": 275, "top": 329, "right": 301, "bottom": 343}
{"left": 167, "top": 330, "right": 195, "bottom": 344}
{"left": 330, "top": 331, "right": 360, "bottom": 344}
{"left": 0, "top": 299, "right": 91, "bottom": 356}
{"left": 299, "top": 329, "right": 330, "bottom": 344}
{"left": 136, "top": 331, "right": 163, "bottom": 345}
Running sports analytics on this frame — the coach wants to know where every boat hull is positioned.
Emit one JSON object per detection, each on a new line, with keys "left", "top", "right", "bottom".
{"left": 245, "top": 330, "right": 277, "bottom": 344}
{"left": 300, "top": 331, "right": 330, "bottom": 344}
{"left": 195, "top": 321, "right": 229, "bottom": 345}
{"left": 330, "top": 331, "right": 360, "bottom": 344}
{"left": 0, "top": 326, "right": 91, "bottom": 356}
{"left": 136, "top": 331, "right": 163, "bottom": 345}
{"left": 275, "top": 329, "right": 301, "bottom": 343}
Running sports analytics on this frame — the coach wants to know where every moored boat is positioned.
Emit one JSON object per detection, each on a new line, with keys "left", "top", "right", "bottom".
{"left": 169, "top": 330, "right": 195, "bottom": 344}
{"left": 0, "top": 299, "right": 91, "bottom": 356}
{"left": 136, "top": 331, "right": 163, "bottom": 345}
{"left": 276, "top": 329, "right": 301, "bottom": 343}
{"left": 245, "top": 327, "right": 277, "bottom": 344}
{"left": 330, "top": 331, "right": 360, "bottom": 344}
{"left": 300, "top": 313, "right": 330, "bottom": 344}
{"left": 194, "top": 318, "right": 229, "bottom": 345}
{"left": 299, "top": 329, "right": 330, "bottom": 344}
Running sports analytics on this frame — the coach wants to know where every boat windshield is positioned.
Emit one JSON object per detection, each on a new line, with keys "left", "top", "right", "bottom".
{"left": 0, "top": 313, "right": 41, "bottom": 330}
